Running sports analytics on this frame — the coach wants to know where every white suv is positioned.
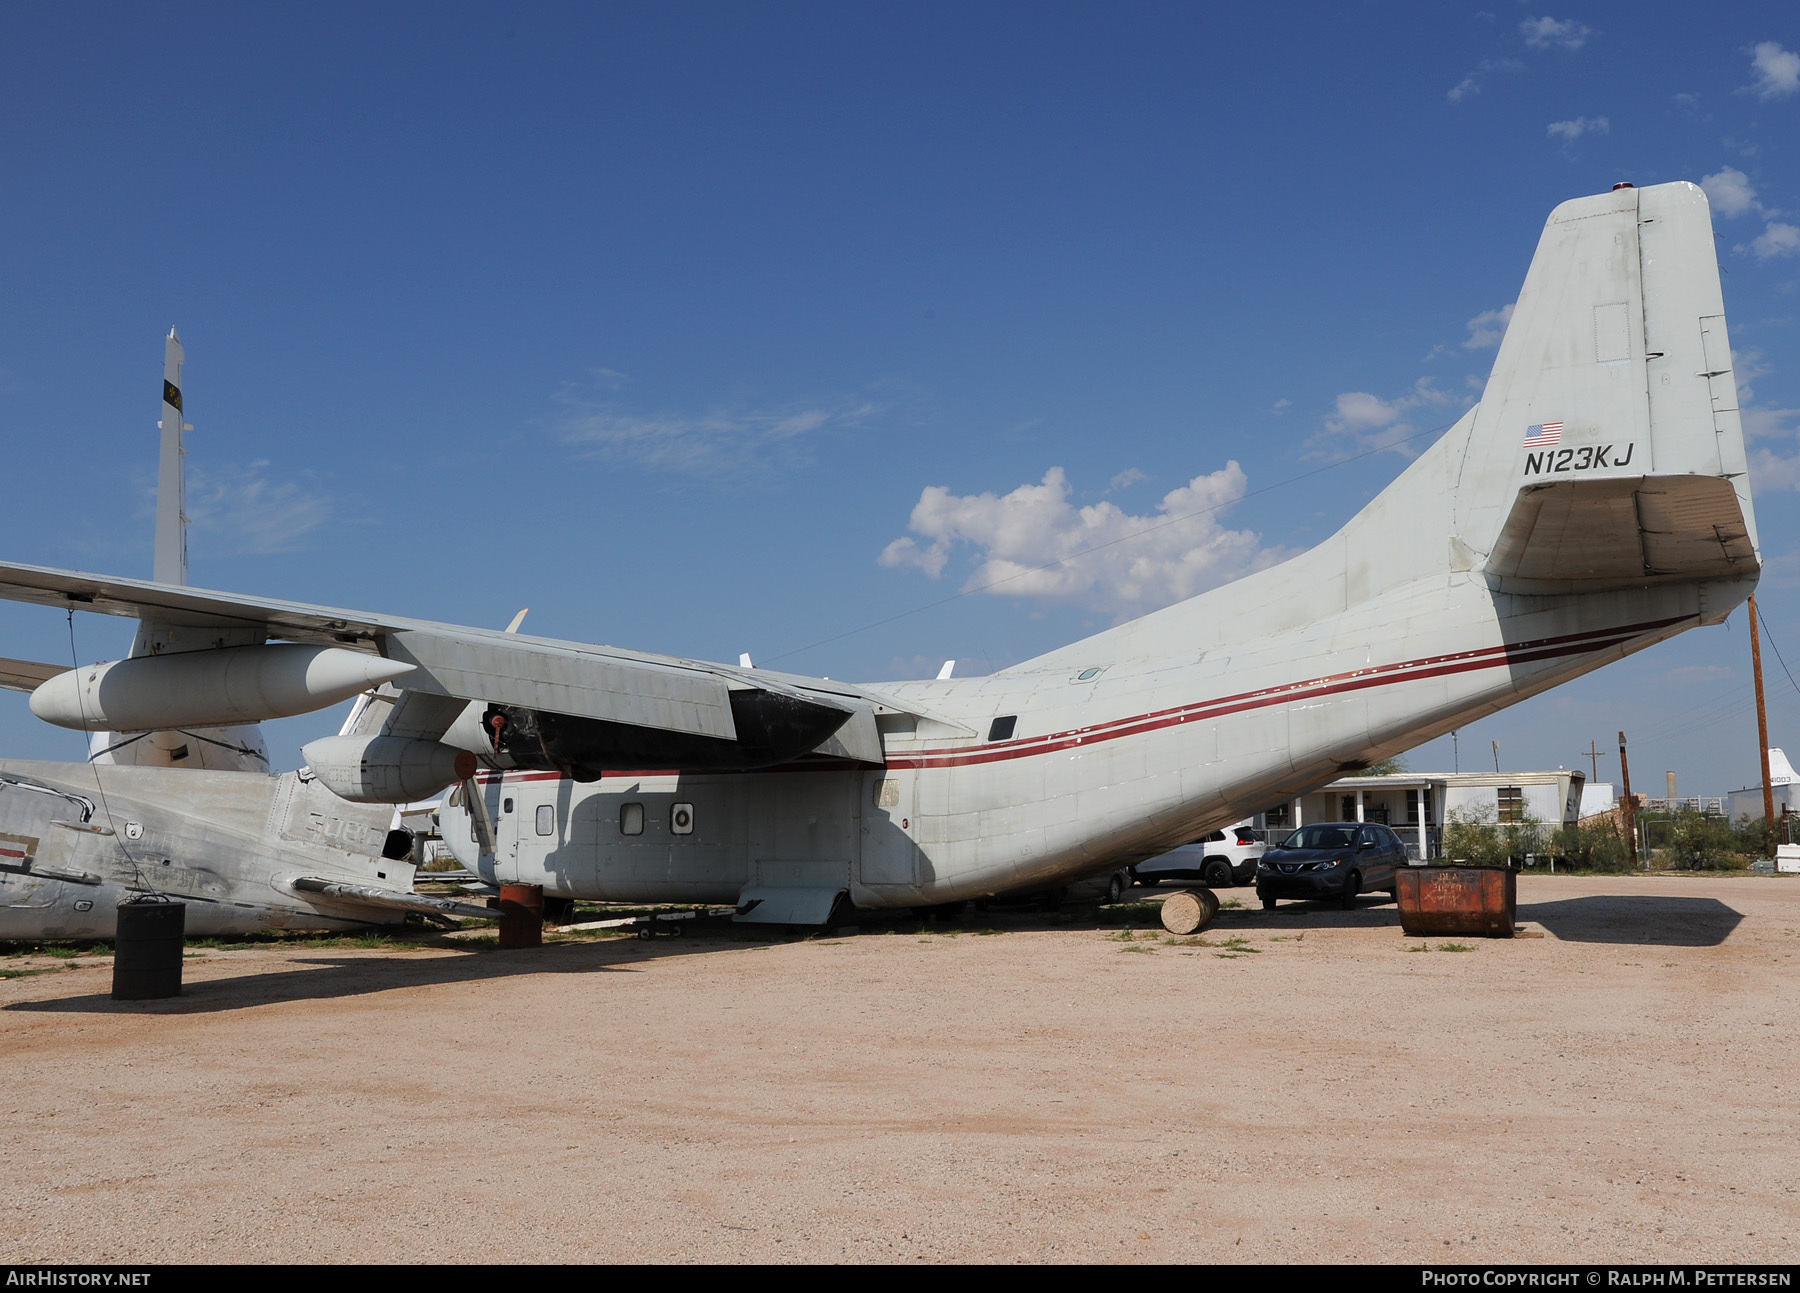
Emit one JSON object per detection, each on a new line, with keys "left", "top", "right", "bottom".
{"left": 1133, "top": 825, "right": 1267, "bottom": 889}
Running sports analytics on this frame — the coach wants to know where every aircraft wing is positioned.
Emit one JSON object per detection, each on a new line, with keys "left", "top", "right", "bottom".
{"left": 0, "top": 656, "right": 66, "bottom": 694}
{"left": 0, "top": 558, "right": 891, "bottom": 762}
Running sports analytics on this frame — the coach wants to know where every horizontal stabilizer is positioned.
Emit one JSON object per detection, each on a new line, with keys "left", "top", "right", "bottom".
{"left": 283, "top": 876, "right": 497, "bottom": 923}
{"left": 1485, "top": 474, "right": 1756, "bottom": 593}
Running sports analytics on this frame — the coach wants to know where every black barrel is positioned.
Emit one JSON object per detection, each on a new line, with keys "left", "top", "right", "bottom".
{"left": 112, "top": 899, "right": 186, "bottom": 1000}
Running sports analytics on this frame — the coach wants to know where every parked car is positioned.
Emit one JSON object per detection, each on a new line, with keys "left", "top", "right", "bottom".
{"left": 1255, "top": 822, "right": 1404, "bottom": 909}
{"left": 1134, "top": 825, "right": 1266, "bottom": 888}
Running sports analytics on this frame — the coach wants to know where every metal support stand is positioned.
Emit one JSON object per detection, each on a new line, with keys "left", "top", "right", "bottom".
{"left": 497, "top": 883, "right": 544, "bottom": 948}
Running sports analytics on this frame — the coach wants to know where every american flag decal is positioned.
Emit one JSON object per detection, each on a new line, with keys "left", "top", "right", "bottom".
{"left": 1523, "top": 421, "right": 1563, "bottom": 448}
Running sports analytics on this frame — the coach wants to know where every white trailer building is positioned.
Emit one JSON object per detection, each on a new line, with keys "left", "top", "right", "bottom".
{"left": 1260, "top": 769, "right": 1586, "bottom": 861}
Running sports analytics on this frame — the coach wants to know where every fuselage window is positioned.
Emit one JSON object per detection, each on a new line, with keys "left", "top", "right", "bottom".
{"left": 535, "top": 804, "right": 555, "bottom": 836}
{"left": 988, "top": 715, "right": 1017, "bottom": 742}
{"left": 620, "top": 802, "right": 645, "bottom": 836}
{"left": 503, "top": 797, "right": 514, "bottom": 815}
{"left": 671, "top": 802, "right": 694, "bottom": 835}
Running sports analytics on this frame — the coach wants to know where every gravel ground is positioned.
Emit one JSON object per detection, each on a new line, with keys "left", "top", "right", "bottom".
{"left": 2, "top": 873, "right": 1796, "bottom": 1264}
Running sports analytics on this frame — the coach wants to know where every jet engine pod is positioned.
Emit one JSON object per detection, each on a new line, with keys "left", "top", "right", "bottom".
{"left": 30, "top": 644, "right": 416, "bottom": 732}
{"left": 301, "top": 735, "right": 478, "bottom": 804}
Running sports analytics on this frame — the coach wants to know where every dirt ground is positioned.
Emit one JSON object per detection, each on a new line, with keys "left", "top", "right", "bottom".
{"left": 2, "top": 873, "right": 1797, "bottom": 1265}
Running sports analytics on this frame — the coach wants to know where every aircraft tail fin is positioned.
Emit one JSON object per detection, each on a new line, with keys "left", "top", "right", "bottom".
{"left": 154, "top": 327, "right": 189, "bottom": 587}
{"left": 1448, "top": 181, "right": 1758, "bottom": 593}
{"left": 93, "top": 327, "right": 270, "bottom": 773}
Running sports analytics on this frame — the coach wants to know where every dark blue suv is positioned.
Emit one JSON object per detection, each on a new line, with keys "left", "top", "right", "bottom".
{"left": 1255, "top": 822, "right": 1405, "bottom": 910}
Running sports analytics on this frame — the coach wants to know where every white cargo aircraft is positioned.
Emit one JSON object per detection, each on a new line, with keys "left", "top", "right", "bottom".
{"left": 0, "top": 182, "right": 1761, "bottom": 927}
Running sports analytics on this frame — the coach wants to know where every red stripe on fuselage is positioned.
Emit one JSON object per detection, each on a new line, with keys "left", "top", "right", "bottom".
{"left": 885, "top": 614, "right": 1688, "bottom": 770}
{"left": 466, "top": 614, "right": 1690, "bottom": 784}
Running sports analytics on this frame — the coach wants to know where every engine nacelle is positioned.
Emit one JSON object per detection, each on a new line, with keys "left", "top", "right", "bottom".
{"left": 30, "top": 644, "right": 416, "bottom": 732}
{"left": 301, "top": 735, "right": 479, "bottom": 805}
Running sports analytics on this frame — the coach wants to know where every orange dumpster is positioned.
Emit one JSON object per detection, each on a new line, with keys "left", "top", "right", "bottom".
{"left": 1395, "top": 865, "right": 1516, "bottom": 938}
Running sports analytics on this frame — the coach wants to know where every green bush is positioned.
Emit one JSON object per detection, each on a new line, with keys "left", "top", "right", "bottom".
{"left": 1550, "top": 818, "right": 1634, "bottom": 872}
{"left": 1441, "top": 803, "right": 1544, "bottom": 866}
{"left": 1632, "top": 809, "right": 1757, "bottom": 871}
{"left": 1731, "top": 814, "right": 1780, "bottom": 859}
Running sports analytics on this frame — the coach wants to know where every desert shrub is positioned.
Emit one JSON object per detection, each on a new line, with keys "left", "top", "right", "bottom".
{"left": 1731, "top": 814, "right": 1780, "bottom": 859}
{"left": 1551, "top": 818, "right": 1634, "bottom": 872}
{"left": 1663, "top": 809, "right": 1744, "bottom": 870}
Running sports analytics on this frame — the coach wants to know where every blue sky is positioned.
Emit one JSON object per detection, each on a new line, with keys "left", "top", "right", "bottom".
{"left": 1, "top": 3, "right": 1797, "bottom": 799}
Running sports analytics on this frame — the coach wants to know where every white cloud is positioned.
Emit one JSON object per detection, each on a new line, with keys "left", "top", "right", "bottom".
{"left": 1446, "top": 57, "right": 1522, "bottom": 103}
{"left": 1745, "top": 222, "right": 1800, "bottom": 260}
{"left": 1750, "top": 446, "right": 1800, "bottom": 492}
{"left": 1108, "top": 467, "right": 1148, "bottom": 492}
{"left": 1702, "top": 167, "right": 1761, "bottom": 218}
{"left": 1733, "top": 347, "right": 1772, "bottom": 406}
{"left": 1547, "top": 116, "right": 1609, "bottom": 141}
{"left": 1747, "top": 41, "right": 1800, "bottom": 101}
{"left": 1521, "top": 16, "right": 1595, "bottom": 50}
{"left": 1464, "top": 303, "right": 1515, "bottom": 349}
{"left": 1328, "top": 392, "right": 1407, "bottom": 433}
{"left": 878, "top": 464, "right": 1280, "bottom": 617}
{"left": 556, "top": 390, "right": 876, "bottom": 476}
{"left": 184, "top": 462, "right": 332, "bottom": 556}
{"left": 1310, "top": 378, "right": 1458, "bottom": 458}
{"left": 1742, "top": 406, "right": 1800, "bottom": 441}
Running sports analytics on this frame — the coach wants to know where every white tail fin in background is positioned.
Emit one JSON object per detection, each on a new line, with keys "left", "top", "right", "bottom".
{"left": 91, "top": 328, "right": 271, "bottom": 772}
{"left": 153, "top": 327, "right": 189, "bottom": 587}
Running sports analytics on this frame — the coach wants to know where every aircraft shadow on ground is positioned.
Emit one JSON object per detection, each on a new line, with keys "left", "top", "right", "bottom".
{"left": 1515, "top": 894, "right": 1742, "bottom": 947}
{"left": 2, "top": 933, "right": 751, "bottom": 1015}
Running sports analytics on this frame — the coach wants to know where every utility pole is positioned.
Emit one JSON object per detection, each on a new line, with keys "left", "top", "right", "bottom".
{"left": 1451, "top": 729, "right": 1459, "bottom": 773}
{"left": 1492, "top": 740, "right": 1500, "bottom": 775}
{"left": 1619, "top": 730, "right": 1638, "bottom": 869}
{"left": 1749, "top": 593, "right": 1776, "bottom": 839}
{"left": 1584, "top": 738, "right": 1606, "bottom": 783}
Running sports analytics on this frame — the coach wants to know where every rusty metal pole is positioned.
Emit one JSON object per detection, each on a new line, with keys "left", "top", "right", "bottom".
{"left": 498, "top": 883, "right": 544, "bottom": 948}
{"left": 1749, "top": 594, "right": 1776, "bottom": 842}
{"left": 1619, "top": 730, "right": 1638, "bottom": 869}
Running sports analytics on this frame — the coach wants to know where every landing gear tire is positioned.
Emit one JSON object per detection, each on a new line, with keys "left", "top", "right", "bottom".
{"left": 1340, "top": 872, "right": 1360, "bottom": 910}
{"left": 636, "top": 926, "right": 654, "bottom": 940}
{"left": 1106, "top": 872, "right": 1129, "bottom": 904}
{"left": 1201, "top": 858, "right": 1233, "bottom": 888}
